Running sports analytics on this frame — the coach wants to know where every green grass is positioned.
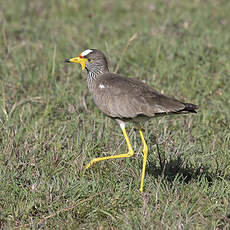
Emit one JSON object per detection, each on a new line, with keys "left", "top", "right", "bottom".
{"left": 0, "top": 0, "right": 230, "bottom": 229}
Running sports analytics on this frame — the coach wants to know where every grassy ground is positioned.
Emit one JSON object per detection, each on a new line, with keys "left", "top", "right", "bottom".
{"left": 0, "top": 0, "right": 230, "bottom": 229}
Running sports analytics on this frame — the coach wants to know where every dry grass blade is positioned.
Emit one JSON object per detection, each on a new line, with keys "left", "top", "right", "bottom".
{"left": 82, "top": 93, "right": 90, "bottom": 113}
{"left": 114, "top": 32, "right": 138, "bottom": 73}
{"left": 9, "top": 97, "right": 43, "bottom": 118}
{"left": 1, "top": 85, "right": 8, "bottom": 120}
{"left": 15, "top": 189, "right": 108, "bottom": 229}
{"left": 51, "top": 44, "right": 56, "bottom": 77}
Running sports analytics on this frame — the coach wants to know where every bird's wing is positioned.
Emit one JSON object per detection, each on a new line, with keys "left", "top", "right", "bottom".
{"left": 92, "top": 73, "right": 186, "bottom": 119}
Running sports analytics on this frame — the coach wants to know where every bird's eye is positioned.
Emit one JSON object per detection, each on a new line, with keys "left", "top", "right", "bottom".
{"left": 88, "top": 58, "right": 93, "bottom": 63}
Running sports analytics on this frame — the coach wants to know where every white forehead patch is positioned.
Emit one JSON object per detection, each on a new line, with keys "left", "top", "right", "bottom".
{"left": 81, "top": 49, "right": 93, "bottom": 57}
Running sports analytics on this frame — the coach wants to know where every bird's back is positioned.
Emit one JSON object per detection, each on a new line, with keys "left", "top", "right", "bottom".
{"left": 88, "top": 73, "right": 198, "bottom": 120}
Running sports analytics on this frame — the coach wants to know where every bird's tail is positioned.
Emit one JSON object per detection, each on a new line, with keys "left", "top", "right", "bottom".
{"left": 183, "top": 103, "right": 199, "bottom": 113}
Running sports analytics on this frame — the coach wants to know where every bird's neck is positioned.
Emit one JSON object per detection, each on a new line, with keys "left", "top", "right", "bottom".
{"left": 86, "top": 66, "right": 109, "bottom": 84}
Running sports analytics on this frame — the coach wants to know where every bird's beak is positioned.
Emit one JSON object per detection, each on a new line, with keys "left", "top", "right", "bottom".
{"left": 65, "top": 56, "right": 87, "bottom": 70}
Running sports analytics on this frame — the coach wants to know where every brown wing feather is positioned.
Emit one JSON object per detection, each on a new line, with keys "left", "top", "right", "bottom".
{"left": 91, "top": 73, "right": 197, "bottom": 119}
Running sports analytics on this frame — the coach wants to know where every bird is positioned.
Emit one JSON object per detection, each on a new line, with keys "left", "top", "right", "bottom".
{"left": 65, "top": 49, "right": 198, "bottom": 193}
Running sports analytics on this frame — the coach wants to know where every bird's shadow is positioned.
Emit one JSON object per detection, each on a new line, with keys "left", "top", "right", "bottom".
{"left": 146, "top": 145, "right": 229, "bottom": 185}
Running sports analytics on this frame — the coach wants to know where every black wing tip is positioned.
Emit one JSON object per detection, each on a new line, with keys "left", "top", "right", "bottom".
{"left": 184, "top": 103, "right": 199, "bottom": 113}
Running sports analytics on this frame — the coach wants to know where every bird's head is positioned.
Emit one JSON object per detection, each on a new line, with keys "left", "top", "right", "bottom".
{"left": 65, "top": 49, "right": 108, "bottom": 74}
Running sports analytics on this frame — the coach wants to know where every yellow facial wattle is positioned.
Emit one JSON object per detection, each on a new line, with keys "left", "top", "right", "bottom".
{"left": 68, "top": 56, "right": 87, "bottom": 70}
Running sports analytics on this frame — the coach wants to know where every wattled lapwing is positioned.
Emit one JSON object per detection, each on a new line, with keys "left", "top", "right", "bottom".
{"left": 65, "top": 49, "right": 198, "bottom": 192}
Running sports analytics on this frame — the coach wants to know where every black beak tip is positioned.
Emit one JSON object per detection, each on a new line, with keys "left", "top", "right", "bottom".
{"left": 65, "top": 59, "right": 70, "bottom": 63}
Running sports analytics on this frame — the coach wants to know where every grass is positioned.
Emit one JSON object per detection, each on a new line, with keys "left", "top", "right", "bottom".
{"left": 0, "top": 0, "right": 230, "bottom": 229}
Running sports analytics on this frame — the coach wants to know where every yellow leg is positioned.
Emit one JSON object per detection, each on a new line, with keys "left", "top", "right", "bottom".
{"left": 85, "top": 126, "right": 134, "bottom": 169}
{"left": 138, "top": 126, "right": 148, "bottom": 193}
